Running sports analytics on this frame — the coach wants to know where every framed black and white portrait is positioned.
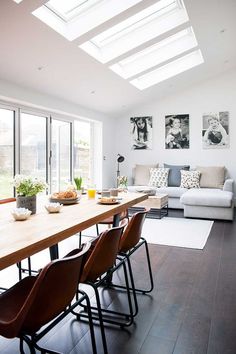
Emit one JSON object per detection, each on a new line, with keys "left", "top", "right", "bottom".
{"left": 202, "top": 112, "right": 229, "bottom": 149}
{"left": 130, "top": 116, "right": 153, "bottom": 150}
{"left": 165, "top": 114, "right": 189, "bottom": 149}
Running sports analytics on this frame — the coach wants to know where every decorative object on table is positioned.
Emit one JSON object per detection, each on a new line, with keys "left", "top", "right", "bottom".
{"left": 74, "top": 176, "right": 84, "bottom": 195}
{"left": 165, "top": 114, "right": 189, "bottom": 149}
{"left": 202, "top": 111, "right": 229, "bottom": 149}
{"left": 11, "top": 207, "right": 32, "bottom": 221}
{"left": 117, "top": 175, "right": 128, "bottom": 190}
{"left": 50, "top": 190, "right": 79, "bottom": 205}
{"left": 13, "top": 175, "right": 47, "bottom": 214}
{"left": 116, "top": 154, "right": 125, "bottom": 181}
{"left": 45, "top": 202, "right": 62, "bottom": 213}
{"left": 130, "top": 116, "right": 152, "bottom": 150}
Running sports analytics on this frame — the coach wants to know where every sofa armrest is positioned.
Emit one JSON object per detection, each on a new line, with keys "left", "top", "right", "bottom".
{"left": 223, "top": 179, "right": 234, "bottom": 192}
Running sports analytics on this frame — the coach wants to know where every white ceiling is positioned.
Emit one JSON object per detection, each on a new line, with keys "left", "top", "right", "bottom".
{"left": 0, "top": 0, "right": 235, "bottom": 117}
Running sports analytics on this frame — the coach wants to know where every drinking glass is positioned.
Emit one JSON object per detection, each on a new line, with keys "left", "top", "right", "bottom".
{"left": 87, "top": 185, "right": 96, "bottom": 199}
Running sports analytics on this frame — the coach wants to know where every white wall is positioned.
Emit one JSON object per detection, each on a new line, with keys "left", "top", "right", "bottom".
{"left": 115, "top": 68, "right": 236, "bottom": 196}
{"left": 0, "top": 78, "right": 115, "bottom": 189}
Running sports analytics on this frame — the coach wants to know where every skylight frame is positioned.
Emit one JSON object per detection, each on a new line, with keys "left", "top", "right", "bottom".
{"left": 45, "top": 0, "right": 103, "bottom": 23}
{"left": 79, "top": 0, "right": 189, "bottom": 63}
{"left": 32, "top": 0, "right": 143, "bottom": 41}
{"left": 130, "top": 49, "right": 204, "bottom": 90}
{"left": 109, "top": 27, "right": 198, "bottom": 79}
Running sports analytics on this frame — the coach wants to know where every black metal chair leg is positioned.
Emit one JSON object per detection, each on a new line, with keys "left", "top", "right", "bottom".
{"left": 78, "top": 290, "right": 97, "bottom": 354}
{"left": 93, "top": 285, "right": 108, "bottom": 354}
{"left": 142, "top": 239, "right": 154, "bottom": 293}
{"left": 21, "top": 335, "right": 36, "bottom": 354}
{"left": 126, "top": 257, "right": 139, "bottom": 316}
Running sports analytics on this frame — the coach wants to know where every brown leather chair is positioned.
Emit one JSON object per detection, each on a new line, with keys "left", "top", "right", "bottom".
{"left": 0, "top": 242, "right": 97, "bottom": 354}
{"left": 78, "top": 224, "right": 133, "bottom": 354}
{"left": 95, "top": 209, "right": 129, "bottom": 235}
{"left": 114, "top": 209, "right": 154, "bottom": 316}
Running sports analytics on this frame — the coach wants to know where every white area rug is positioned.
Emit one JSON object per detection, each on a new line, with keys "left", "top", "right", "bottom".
{"left": 142, "top": 217, "right": 214, "bottom": 249}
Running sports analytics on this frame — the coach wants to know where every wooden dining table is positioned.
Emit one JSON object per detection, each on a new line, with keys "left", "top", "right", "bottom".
{"left": 0, "top": 192, "right": 147, "bottom": 271}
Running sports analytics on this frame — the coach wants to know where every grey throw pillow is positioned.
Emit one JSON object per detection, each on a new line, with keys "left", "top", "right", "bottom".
{"left": 164, "top": 163, "right": 190, "bottom": 187}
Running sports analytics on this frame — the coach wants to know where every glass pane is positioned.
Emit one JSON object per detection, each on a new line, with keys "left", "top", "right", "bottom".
{"left": 0, "top": 108, "right": 14, "bottom": 198}
{"left": 51, "top": 119, "right": 71, "bottom": 192}
{"left": 74, "top": 120, "right": 91, "bottom": 186}
{"left": 20, "top": 113, "right": 47, "bottom": 182}
{"left": 46, "top": 0, "right": 102, "bottom": 21}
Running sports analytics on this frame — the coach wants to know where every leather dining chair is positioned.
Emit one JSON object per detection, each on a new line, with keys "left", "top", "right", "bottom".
{"left": 95, "top": 209, "right": 129, "bottom": 235}
{"left": 112, "top": 209, "right": 154, "bottom": 317}
{"left": 0, "top": 242, "right": 97, "bottom": 354}
{"left": 77, "top": 224, "right": 135, "bottom": 354}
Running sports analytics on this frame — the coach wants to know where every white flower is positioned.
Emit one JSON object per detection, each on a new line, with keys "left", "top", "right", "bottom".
{"left": 13, "top": 174, "right": 48, "bottom": 197}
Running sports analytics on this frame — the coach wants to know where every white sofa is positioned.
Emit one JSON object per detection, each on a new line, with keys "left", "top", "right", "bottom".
{"left": 128, "top": 164, "right": 234, "bottom": 220}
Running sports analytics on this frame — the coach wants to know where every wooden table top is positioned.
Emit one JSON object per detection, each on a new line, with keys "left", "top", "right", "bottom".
{"left": 0, "top": 192, "right": 147, "bottom": 270}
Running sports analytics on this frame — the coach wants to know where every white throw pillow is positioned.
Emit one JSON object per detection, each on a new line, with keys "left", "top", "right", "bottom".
{"left": 149, "top": 168, "right": 169, "bottom": 187}
{"left": 180, "top": 170, "right": 201, "bottom": 189}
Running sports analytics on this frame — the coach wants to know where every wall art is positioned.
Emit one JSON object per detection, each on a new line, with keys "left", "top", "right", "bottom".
{"left": 165, "top": 114, "right": 189, "bottom": 149}
{"left": 130, "top": 116, "right": 152, "bottom": 150}
{"left": 202, "top": 111, "right": 229, "bottom": 148}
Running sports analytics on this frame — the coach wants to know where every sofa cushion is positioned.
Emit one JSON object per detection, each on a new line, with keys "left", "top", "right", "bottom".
{"left": 180, "top": 188, "right": 233, "bottom": 207}
{"left": 157, "top": 186, "right": 187, "bottom": 198}
{"left": 180, "top": 170, "right": 201, "bottom": 189}
{"left": 134, "top": 164, "right": 158, "bottom": 185}
{"left": 196, "top": 166, "right": 225, "bottom": 189}
{"left": 164, "top": 163, "right": 190, "bottom": 186}
{"left": 149, "top": 168, "right": 169, "bottom": 187}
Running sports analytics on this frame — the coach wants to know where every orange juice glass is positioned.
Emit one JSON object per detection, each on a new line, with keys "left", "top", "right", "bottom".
{"left": 87, "top": 185, "right": 96, "bottom": 199}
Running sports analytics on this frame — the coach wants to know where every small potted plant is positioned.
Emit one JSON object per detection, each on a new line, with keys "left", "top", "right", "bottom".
{"left": 13, "top": 174, "right": 47, "bottom": 214}
{"left": 74, "top": 176, "right": 83, "bottom": 194}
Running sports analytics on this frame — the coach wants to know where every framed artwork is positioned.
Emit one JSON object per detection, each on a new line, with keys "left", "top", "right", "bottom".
{"left": 202, "top": 111, "right": 229, "bottom": 149}
{"left": 130, "top": 116, "right": 152, "bottom": 150}
{"left": 165, "top": 114, "right": 189, "bottom": 149}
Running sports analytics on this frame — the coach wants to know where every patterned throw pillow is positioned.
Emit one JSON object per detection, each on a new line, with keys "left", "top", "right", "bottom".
{"left": 149, "top": 168, "right": 169, "bottom": 187}
{"left": 180, "top": 170, "right": 201, "bottom": 189}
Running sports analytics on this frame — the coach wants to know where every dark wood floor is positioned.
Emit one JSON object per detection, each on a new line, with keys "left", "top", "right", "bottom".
{"left": 0, "top": 209, "right": 236, "bottom": 354}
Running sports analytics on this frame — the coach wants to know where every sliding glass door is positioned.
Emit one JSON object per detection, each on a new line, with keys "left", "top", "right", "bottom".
{"left": 0, "top": 108, "right": 14, "bottom": 198}
{"left": 73, "top": 120, "right": 92, "bottom": 185}
{"left": 20, "top": 112, "right": 47, "bottom": 181}
{"left": 51, "top": 119, "right": 72, "bottom": 192}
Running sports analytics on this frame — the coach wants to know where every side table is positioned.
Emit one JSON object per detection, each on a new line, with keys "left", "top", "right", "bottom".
{"left": 129, "top": 193, "right": 168, "bottom": 219}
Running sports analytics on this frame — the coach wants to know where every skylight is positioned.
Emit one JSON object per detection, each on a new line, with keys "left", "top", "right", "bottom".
{"left": 110, "top": 27, "right": 198, "bottom": 79}
{"left": 45, "top": 0, "right": 102, "bottom": 22}
{"left": 32, "top": 0, "right": 143, "bottom": 41}
{"left": 130, "top": 49, "right": 204, "bottom": 90}
{"left": 79, "top": 0, "right": 189, "bottom": 63}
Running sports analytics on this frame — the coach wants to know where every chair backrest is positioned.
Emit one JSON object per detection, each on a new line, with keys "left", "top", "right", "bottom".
{"left": 119, "top": 210, "right": 147, "bottom": 253}
{"left": 18, "top": 242, "right": 90, "bottom": 334}
{"left": 0, "top": 198, "right": 16, "bottom": 204}
{"left": 99, "top": 209, "right": 128, "bottom": 225}
{"left": 81, "top": 225, "right": 124, "bottom": 283}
